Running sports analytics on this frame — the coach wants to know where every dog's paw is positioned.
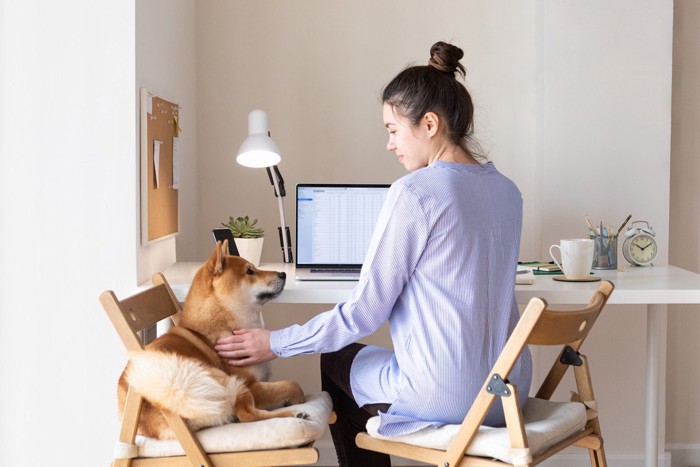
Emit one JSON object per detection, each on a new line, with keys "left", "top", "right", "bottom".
{"left": 295, "top": 412, "right": 310, "bottom": 420}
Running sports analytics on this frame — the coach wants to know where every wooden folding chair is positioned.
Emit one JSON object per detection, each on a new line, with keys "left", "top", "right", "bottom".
{"left": 357, "top": 280, "right": 614, "bottom": 467}
{"left": 101, "top": 273, "right": 331, "bottom": 467}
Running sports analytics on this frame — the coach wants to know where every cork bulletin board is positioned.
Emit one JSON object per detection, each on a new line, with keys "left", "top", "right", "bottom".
{"left": 140, "top": 88, "right": 180, "bottom": 245}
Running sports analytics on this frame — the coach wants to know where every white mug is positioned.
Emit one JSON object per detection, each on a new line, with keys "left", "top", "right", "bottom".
{"left": 549, "top": 239, "right": 595, "bottom": 280}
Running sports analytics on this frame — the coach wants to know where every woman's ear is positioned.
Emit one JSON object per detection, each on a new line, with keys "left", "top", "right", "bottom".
{"left": 423, "top": 112, "right": 440, "bottom": 137}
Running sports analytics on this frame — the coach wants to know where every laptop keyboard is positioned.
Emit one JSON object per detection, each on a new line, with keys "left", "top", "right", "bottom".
{"left": 310, "top": 268, "right": 359, "bottom": 274}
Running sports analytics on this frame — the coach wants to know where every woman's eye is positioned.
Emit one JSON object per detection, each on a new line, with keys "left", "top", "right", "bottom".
{"left": 246, "top": 268, "right": 254, "bottom": 275}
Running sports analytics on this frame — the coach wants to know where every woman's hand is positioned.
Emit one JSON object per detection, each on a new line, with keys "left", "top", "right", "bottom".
{"left": 215, "top": 328, "right": 276, "bottom": 366}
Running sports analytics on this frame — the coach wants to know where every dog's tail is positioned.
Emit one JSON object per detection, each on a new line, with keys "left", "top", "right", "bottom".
{"left": 125, "top": 350, "right": 244, "bottom": 423}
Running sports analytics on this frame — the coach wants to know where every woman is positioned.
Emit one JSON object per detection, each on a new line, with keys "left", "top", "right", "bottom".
{"left": 216, "top": 41, "right": 532, "bottom": 467}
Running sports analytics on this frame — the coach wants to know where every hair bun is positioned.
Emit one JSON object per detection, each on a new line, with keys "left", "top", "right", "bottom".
{"left": 428, "top": 41, "right": 466, "bottom": 77}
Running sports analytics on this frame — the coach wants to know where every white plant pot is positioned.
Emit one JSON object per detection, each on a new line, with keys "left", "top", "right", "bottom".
{"left": 234, "top": 237, "right": 264, "bottom": 266}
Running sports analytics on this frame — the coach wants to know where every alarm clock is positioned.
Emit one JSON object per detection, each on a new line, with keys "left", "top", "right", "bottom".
{"left": 622, "top": 220, "right": 657, "bottom": 266}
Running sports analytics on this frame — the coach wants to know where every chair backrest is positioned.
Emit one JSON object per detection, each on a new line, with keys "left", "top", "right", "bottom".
{"left": 100, "top": 273, "right": 182, "bottom": 352}
{"left": 529, "top": 281, "right": 612, "bottom": 347}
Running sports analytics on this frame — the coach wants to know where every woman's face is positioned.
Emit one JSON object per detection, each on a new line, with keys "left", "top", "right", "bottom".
{"left": 383, "top": 103, "right": 432, "bottom": 172}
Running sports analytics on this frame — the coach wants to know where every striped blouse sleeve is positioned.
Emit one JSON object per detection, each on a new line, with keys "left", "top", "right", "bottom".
{"left": 270, "top": 182, "right": 429, "bottom": 357}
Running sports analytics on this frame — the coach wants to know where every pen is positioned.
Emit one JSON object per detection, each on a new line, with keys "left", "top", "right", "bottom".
{"left": 585, "top": 215, "right": 597, "bottom": 236}
{"left": 615, "top": 214, "right": 632, "bottom": 237}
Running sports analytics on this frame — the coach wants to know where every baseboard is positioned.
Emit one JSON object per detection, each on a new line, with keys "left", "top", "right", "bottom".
{"left": 537, "top": 451, "right": 671, "bottom": 467}
{"left": 316, "top": 441, "right": 674, "bottom": 466}
{"left": 667, "top": 443, "right": 700, "bottom": 467}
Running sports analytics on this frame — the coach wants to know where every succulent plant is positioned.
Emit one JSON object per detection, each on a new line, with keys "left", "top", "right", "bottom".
{"left": 222, "top": 215, "right": 264, "bottom": 238}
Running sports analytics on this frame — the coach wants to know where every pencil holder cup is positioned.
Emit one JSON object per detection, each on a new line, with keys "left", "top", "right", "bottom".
{"left": 592, "top": 236, "right": 617, "bottom": 270}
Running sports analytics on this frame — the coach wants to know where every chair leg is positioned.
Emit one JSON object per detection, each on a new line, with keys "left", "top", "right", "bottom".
{"left": 114, "top": 388, "right": 143, "bottom": 467}
{"left": 574, "top": 357, "right": 607, "bottom": 467}
{"left": 591, "top": 446, "right": 607, "bottom": 467}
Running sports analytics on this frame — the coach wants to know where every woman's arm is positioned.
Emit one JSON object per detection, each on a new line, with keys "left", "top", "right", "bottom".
{"left": 216, "top": 328, "right": 274, "bottom": 366}
{"left": 218, "top": 182, "right": 428, "bottom": 363}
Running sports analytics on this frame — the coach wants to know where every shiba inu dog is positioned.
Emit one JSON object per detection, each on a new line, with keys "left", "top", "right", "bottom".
{"left": 118, "top": 240, "right": 306, "bottom": 440}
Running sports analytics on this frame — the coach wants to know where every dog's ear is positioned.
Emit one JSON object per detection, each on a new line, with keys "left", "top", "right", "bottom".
{"left": 207, "top": 240, "right": 226, "bottom": 276}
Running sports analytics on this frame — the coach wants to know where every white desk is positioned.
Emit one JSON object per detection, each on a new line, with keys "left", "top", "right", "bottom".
{"left": 161, "top": 262, "right": 700, "bottom": 467}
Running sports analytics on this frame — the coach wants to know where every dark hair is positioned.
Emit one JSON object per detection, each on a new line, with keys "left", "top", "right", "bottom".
{"left": 382, "top": 41, "right": 481, "bottom": 158}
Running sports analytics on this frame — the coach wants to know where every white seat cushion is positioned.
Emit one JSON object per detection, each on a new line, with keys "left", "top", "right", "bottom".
{"left": 135, "top": 392, "right": 332, "bottom": 458}
{"left": 365, "top": 397, "right": 587, "bottom": 464}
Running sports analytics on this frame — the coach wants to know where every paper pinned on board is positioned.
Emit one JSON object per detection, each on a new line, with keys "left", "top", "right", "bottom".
{"left": 153, "top": 140, "right": 161, "bottom": 188}
{"left": 172, "top": 137, "right": 180, "bottom": 189}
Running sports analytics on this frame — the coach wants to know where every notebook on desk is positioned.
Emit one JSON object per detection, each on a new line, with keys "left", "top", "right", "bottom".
{"left": 295, "top": 183, "right": 390, "bottom": 281}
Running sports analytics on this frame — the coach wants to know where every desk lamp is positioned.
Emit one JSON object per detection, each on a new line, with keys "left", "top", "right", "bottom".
{"left": 236, "top": 109, "right": 293, "bottom": 263}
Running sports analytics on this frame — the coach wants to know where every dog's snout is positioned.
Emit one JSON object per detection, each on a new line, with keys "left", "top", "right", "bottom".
{"left": 278, "top": 272, "right": 286, "bottom": 279}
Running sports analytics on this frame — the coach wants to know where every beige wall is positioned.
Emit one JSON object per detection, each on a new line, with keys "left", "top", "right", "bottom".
{"left": 135, "top": 0, "right": 700, "bottom": 463}
{"left": 193, "top": 1, "right": 541, "bottom": 262}
{"left": 668, "top": 0, "right": 700, "bottom": 449}
{"left": 136, "top": 0, "right": 199, "bottom": 283}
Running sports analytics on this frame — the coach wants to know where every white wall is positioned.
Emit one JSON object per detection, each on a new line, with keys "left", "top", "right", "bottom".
{"left": 540, "top": 2, "right": 672, "bottom": 257}
{"left": 0, "top": 1, "right": 135, "bottom": 465}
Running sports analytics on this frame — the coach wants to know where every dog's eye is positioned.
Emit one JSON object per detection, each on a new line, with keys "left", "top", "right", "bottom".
{"left": 246, "top": 267, "right": 254, "bottom": 275}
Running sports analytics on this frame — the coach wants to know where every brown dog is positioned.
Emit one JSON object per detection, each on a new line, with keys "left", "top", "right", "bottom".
{"left": 118, "top": 240, "right": 306, "bottom": 440}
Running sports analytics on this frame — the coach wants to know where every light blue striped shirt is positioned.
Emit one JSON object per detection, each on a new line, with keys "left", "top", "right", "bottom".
{"left": 270, "top": 161, "right": 532, "bottom": 436}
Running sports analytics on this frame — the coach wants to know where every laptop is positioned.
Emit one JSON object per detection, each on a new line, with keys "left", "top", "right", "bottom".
{"left": 295, "top": 183, "right": 390, "bottom": 281}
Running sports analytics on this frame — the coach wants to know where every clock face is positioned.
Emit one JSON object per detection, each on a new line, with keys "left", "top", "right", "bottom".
{"left": 629, "top": 233, "right": 657, "bottom": 264}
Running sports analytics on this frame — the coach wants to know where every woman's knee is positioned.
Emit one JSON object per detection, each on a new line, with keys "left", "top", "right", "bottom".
{"left": 320, "top": 351, "right": 335, "bottom": 376}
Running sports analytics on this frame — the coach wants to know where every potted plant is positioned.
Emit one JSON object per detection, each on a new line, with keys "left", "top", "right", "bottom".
{"left": 222, "top": 215, "right": 264, "bottom": 266}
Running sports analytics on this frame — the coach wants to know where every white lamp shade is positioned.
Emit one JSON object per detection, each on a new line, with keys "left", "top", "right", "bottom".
{"left": 236, "top": 109, "right": 281, "bottom": 168}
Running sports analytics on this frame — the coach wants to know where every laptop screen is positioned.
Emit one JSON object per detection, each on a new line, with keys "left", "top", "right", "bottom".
{"left": 296, "top": 184, "right": 390, "bottom": 268}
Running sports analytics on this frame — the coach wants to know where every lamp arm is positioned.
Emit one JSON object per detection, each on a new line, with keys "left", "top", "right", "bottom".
{"left": 268, "top": 165, "right": 293, "bottom": 263}
{"left": 266, "top": 166, "right": 286, "bottom": 197}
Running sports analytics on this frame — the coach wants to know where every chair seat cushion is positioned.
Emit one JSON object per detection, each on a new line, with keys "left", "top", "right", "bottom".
{"left": 136, "top": 392, "right": 332, "bottom": 458}
{"left": 365, "top": 397, "right": 587, "bottom": 464}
